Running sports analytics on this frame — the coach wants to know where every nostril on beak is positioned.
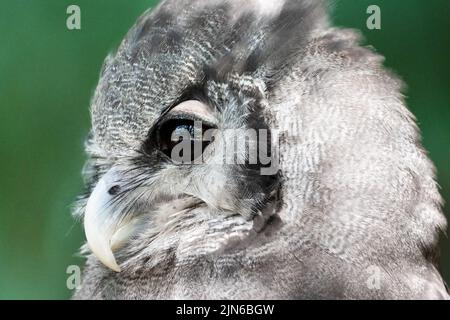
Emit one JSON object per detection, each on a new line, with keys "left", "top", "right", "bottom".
{"left": 108, "top": 185, "right": 121, "bottom": 195}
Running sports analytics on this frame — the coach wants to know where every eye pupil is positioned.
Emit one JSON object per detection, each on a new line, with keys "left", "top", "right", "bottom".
{"left": 155, "top": 118, "right": 214, "bottom": 161}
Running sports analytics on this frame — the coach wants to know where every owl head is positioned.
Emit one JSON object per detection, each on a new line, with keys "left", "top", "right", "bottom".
{"left": 74, "top": 0, "right": 327, "bottom": 272}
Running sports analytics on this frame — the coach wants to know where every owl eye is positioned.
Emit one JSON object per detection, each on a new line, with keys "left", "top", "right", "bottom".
{"left": 144, "top": 100, "right": 217, "bottom": 161}
{"left": 156, "top": 117, "right": 215, "bottom": 161}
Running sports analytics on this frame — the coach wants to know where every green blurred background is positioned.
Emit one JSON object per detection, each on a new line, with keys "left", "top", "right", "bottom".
{"left": 0, "top": 0, "right": 448, "bottom": 299}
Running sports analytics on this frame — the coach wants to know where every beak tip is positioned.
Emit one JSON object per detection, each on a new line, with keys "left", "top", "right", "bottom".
{"left": 87, "top": 241, "right": 122, "bottom": 272}
{"left": 106, "top": 255, "right": 122, "bottom": 272}
{"left": 107, "top": 261, "right": 122, "bottom": 273}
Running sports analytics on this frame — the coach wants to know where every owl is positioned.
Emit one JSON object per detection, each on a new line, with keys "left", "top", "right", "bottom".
{"left": 73, "top": 0, "right": 449, "bottom": 299}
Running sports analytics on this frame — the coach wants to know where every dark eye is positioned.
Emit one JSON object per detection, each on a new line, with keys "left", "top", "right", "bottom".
{"left": 155, "top": 117, "right": 215, "bottom": 162}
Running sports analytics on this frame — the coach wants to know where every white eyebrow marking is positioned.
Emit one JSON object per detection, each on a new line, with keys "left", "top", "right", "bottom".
{"left": 170, "top": 100, "right": 216, "bottom": 123}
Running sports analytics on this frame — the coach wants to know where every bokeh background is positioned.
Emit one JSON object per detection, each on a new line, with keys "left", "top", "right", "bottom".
{"left": 0, "top": 0, "right": 448, "bottom": 299}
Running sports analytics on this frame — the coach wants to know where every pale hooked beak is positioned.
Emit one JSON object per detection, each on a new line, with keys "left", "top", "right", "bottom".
{"left": 84, "top": 167, "right": 136, "bottom": 272}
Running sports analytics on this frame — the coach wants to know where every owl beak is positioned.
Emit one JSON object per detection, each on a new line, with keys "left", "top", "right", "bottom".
{"left": 83, "top": 167, "right": 132, "bottom": 272}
